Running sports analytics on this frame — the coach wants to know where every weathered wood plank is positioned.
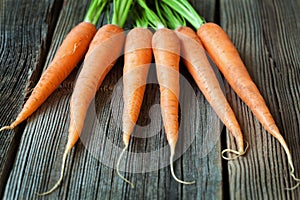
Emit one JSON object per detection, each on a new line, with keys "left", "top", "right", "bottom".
{"left": 0, "top": 0, "right": 62, "bottom": 196}
{"left": 2, "top": 0, "right": 225, "bottom": 199}
{"left": 2, "top": 0, "right": 92, "bottom": 199}
{"left": 220, "top": 0, "right": 300, "bottom": 199}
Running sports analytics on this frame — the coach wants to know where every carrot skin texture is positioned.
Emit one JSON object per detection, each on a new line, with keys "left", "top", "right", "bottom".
{"left": 197, "top": 23, "right": 300, "bottom": 178}
{"left": 175, "top": 26, "right": 245, "bottom": 154}
{"left": 37, "top": 24, "right": 124, "bottom": 196}
{"left": 153, "top": 28, "right": 195, "bottom": 185}
{"left": 197, "top": 22, "right": 284, "bottom": 144}
{"left": 8, "top": 22, "right": 97, "bottom": 129}
{"left": 66, "top": 24, "right": 125, "bottom": 150}
{"left": 152, "top": 28, "right": 180, "bottom": 148}
{"left": 122, "top": 28, "right": 153, "bottom": 146}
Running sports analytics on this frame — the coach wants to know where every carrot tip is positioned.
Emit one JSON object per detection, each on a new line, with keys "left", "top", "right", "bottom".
{"left": 285, "top": 181, "right": 300, "bottom": 191}
{"left": 221, "top": 149, "right": 241, "bottom": 160}
{"left": 280, "top": 148, "right": 300, "bottom": 190}
{"left": 116, "top": 145, "right": 134, "bottom": 189}
{"left": 169, "top": 148, "right": 195, "bottom": 185}
{"left": 221, "top": 141, "right": 249, "bottom": 160}
{"left": 0, "top": 125, "right": 14, "bottom": 132}
{"left": 284, "top": 170, "right": 300, "bottom": 190}
{"left": 36, "top": 148, "right": 70, "bottom": 196}
{"left": 290, "top": 172, "right": 300, "bottom": 182}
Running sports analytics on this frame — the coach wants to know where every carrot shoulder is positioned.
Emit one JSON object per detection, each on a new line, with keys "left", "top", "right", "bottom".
{"left": 197, "top": 22, "right": 299, "bottom": 188}
{"left": 175, "top": 26, "right": 245, "bottom": 156}
{"left": 0, "top": 22, "right": 96, "bottom": 131}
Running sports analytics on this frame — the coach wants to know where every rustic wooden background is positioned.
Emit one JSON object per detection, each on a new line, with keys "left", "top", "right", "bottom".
{"left": 0, "top": 0, "right": 299, "bottom": 199}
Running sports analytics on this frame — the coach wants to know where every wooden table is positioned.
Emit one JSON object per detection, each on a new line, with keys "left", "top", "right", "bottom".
{"left": 0, "top": 0, "right": 299, "bottom": 199}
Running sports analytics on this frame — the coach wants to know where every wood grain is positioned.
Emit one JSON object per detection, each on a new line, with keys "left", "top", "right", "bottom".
{"left": 220, "top": 0, "right": 300, "bottom": 199}
{"left": 1, "top": 0, "right": 224, "bottom": 199}
{"left": 1, "top": 0, "right": 91, "bottom": 198}
{"left": 0, "top": 0, "right": 62, "bottom": 196}
{"left": 2, "top": 0, "right": 298, "bottom": 199}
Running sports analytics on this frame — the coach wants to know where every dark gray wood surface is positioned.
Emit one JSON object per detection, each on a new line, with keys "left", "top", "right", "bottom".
{"left": 0, "top": 0, "right": 299, "bottom": 199}
{"left": 221, "top": 0, "right": 300, "bottom": 199}
{"left": 0, "top": 0, "right": 63, "bottom": 196}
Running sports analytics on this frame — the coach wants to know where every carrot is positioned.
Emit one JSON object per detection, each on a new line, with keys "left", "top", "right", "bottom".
{"left": 116, "top": 27, "right": 153, "bottom": 188}
{"left": 162, "top": 0, "right": 299, "bottom": 189}
{"left": 0, "top": 0, "right": 112, "bottom": 132}
{"left": 135, "top": 0, "right": 194, "bottom": 185}
{"left": 36, "top": 0, "right": 130, "bottom": 196}
{"left": 152, "top": 28, "right": 194, "bottom": 185}
{"left": 0, "top": 22, "right": 96, "bottom": 132}
{"left": 121, "top": 30, "right": 153, "bottom": 144}
{"left": 197, "top": 22, "right": 300, "bottom": 188}
{"left": 69, "top": 24, "right": 125, "bottom": 150}
{"left": 116, "top": 3, "right": 155, "bottom": 188}
{"left": 159, "top": 1, "right": 246, "bottom": 158}
{"left": 175, "top": 26, "right": 246, "bottom": 157}
{"left": 38, "top": 25, "right": 125, "bottom": 196}
{"left": 152, "top": 27, "right": 179, "bottom": 162}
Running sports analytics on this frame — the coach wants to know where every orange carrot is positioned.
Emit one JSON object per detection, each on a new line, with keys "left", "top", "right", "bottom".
{"left": 197, "top": 22, "right": 300, "bottom": 188}
{"left": 162, "top": 0, "right": 299, "bottom": 189}
{"left": 152, "top": 28, "right": 194, "bottom": 184}
{"left": 175, "top": 26, "right": 246, "bottom": 158}
{"left": 38, "top": 24, "right": 125, "bottom": 195}
{"left": 116, "top": 27, "right": 153, "bottom": 188}
{"left": 68, "top": 24, "right": 124, "bottom": 149}
{"left": 37, "top": 0, "right": 132, "bottom": 194}
{"left": 122, "top": 28, "right": 153, "bottom": 145}
{"left": 0, "top": 22, "right": 96, "bottom": 132}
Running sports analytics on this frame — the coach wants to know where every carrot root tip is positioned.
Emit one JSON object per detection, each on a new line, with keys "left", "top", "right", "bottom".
{"left": 116, "top": 145, "right": 134, "bottom": 188}
{"left": 36, "top": 148, "right": 70, "bottom": 196}
{"left": 284, "top": 168, "right": 300, "bottom": 190}
{"left": 169, "top": 148, "right": 195, "bottom": 185}
{"left": 290, "top": 172, "right": 300, "bottom": 182}
{"left": 282, "top": 151, "right": 300, "bottom": 190}
{"left": 0, "top": 125, "right": 14, "bottom": 132}
{"left": 285, "top": 181, "right": 300, "bottom": 191}
{"left": 221, "top": 149, "right": 242, "bottom": 160}
{"left": 221, "top": 141, "right": 249, "bottom": 160}
{"left": 287, "top": 157, "right": 300, "bottom": 181}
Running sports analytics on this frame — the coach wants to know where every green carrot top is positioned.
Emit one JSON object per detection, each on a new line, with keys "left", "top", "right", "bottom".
{"left": 84, "top": 0, "right": 109, "bottom": 25}
{"left": 162, "top": 0, "right": 206, "bottom": 28}
{"left": 136, "top": 0, "right": 165, "bottom": 30}
{"left": 156, "top": 0, "right": 186, "bottom": 30}
{"left": 112, "top": 0, "right": 133, "bottom": 28}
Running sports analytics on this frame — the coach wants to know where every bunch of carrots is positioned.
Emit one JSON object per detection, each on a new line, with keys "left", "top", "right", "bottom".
{"left": 0, "top": 0, "right": 299, "bottom": 195}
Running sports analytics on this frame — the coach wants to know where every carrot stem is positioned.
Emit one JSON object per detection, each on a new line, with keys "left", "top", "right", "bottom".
{"left": 156, "top": 0, "right": 185, "bottom": 29}
{"left": 162, "top": 0, "right": 205, "bottom": 28}
{"left": 112, "top": 0, "right": 133, "bottom": 28}
{"left": 91, "top": 2, "right": 108, "bottom": 25}
{"left": 132, "top": 7, "right": 148, "bottom": 28}
{"left": 84, "top": 0, "right": 109, "bottom": 25}
{"left": 136, "top": 0, "right": 165, "bottom": 29}
{"left": 154, "top": 0, "right": 165, "bottom": 26}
